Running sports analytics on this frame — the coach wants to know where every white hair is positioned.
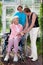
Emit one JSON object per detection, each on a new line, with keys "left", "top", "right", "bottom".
{"left": 12, "top": 16, "right": 19, "bottom": 20}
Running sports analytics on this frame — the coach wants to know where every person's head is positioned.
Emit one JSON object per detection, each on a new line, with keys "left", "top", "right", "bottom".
{"left": 24, "top": 8, "right": 31, "bottom": 16}
{"left": 17, "top": 5, "right": 23, "bottom": 12}
{"left": 11, "top": 16, "right": 19, "bottom": 25}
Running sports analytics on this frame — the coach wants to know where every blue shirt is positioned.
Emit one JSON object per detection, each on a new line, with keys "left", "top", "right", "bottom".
{"left": 13, "top": 11, "right": 26, "bottom": 27}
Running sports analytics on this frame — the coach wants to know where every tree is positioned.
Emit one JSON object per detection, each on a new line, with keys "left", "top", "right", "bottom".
{"left": 39, "top": 2, "right": 43, "bottom": 56}
{"left": 39, "top": 3, "right": 43, "bottom": 43}
{"left": 0, "top": 2, "right": 2, "bottom": 32}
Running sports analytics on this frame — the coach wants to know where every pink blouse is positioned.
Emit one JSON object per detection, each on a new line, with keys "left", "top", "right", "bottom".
{"left": 9, "top": 23, "right": 23, "bottom": 39}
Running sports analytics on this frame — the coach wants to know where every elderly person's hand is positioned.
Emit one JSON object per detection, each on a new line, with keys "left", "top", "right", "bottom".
{"left": 20, "top": 32, "right": 24, "bottom": 36}
{"left": 16, "top": 32, "right": 24, "bottom": 36}
{"left": 20, "top": 30, "right": 27, "bottom": 36}
{"left": 17, "top": 29, "right": 28, "bottom": 36}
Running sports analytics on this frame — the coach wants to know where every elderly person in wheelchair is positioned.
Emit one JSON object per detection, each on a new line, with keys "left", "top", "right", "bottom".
{"left": 2, "top": 32, "right": 26, "bottom": 62}
{"left": 2, "top": 16, "right": 28, "bottom": 62}
{"left": 2, "top": 5, "right": 28, "bottom": 62}
{"left": 3, "top": 16, "right": 24, "bottom": 62}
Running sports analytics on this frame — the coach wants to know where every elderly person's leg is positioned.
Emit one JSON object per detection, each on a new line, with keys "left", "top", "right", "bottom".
{"left": 29, "top": 27, "right": 39, "bottom": 61}
{"left": 13, "top": 37, "right": 21, "bottom": 62}
{"left": 4, "top": 39, "right": 14, "bottom": 61}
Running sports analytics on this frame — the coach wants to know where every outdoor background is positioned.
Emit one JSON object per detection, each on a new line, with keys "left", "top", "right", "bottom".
{"left": 0, "top": 0, "right": 43, "bottom": 57}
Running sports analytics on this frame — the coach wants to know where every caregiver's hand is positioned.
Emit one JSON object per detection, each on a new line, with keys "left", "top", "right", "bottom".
{"left": 23, "top": 30, "right": 27, "bottom": 34}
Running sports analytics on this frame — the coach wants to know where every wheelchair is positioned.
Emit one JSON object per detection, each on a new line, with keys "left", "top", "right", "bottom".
{"left": 1, "top": 31, "right": 26, "bottom": 61}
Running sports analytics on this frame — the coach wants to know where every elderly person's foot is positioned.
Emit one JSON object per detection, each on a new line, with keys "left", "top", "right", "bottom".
{"left": 13, "top": 54, "right": 18, "bottom": 62}
{"left": 4, "top": 54, "right": 9, "bottom": 61}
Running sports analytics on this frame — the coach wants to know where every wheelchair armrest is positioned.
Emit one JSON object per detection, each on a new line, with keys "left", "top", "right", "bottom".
{"left": 4, "top": 32, "right": 10, "bottom": 36}
{"left": 2, "top": 32, "right": 10, "bottom": 39}
{"left": 2, "top": 29, "right": 11, "bottom": 38}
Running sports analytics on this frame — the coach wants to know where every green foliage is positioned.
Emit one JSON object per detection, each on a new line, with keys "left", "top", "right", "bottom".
{"left": 27, "top": 36, "right": 42, "bottom": 55}
{"left": 0, "top": 16, "right": 2, "bottom": 32}
{"left": 39, "top": 3, "right": 43, "bottom": 56}
{"left": 39, "top": 3, "right": 43, "bottom": 43}
{"left": 0, "top": 2, "right": 2, "bottom": 16}
{"left": 6, "top": 8, "right": 14, "bottom": 15}
{"left": 0, "top": 2, "right": 2, "bottom": 32}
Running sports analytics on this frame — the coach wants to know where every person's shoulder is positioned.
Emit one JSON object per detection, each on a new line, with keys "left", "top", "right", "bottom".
{"left": 13, "top": 11, "right": 19, "bottom": 16}
{"left": 32, "top": 12, "right": 38, "bottom": 20}
{"left": 18, "top": 24, "right": 23, "bottom": 27}
{"left": 32, "top": 12, "right": 37, "bottom": 17}
{"left": 32, "top": 12, "right": 37, "bottom": 16}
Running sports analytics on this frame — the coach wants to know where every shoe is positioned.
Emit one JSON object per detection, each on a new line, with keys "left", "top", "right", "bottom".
{"left": 13, "top": 55, "right": 18, "bottom": 62}
{"left": 4, "top": 55, "right": 9, "bottom": 61}
{"left": 28, "top": 55, "right": 33, "bottom": 58}
{"left": 31, "top": 57, "right": 38, "bottom": 61}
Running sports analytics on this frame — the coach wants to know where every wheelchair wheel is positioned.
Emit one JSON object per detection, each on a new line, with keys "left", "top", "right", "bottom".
{"left": 1, "top": 43, "right": 7, "bottom": 58}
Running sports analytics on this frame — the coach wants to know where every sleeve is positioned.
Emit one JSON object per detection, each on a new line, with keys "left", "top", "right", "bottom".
{"left": 19, "top": 24, "right": 23, "bottom": 32}
{"left": 12, "top": 11, "right": 18, "bottom": 17}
